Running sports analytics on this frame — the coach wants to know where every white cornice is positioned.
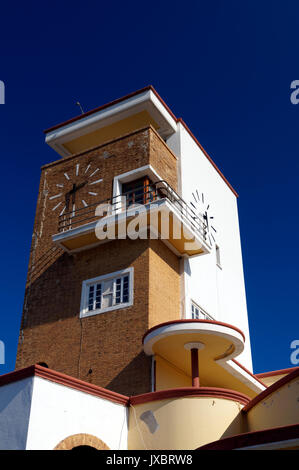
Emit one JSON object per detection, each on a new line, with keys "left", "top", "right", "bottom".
{"left": 45, "top": 90, "right": 177, "bottom": 157}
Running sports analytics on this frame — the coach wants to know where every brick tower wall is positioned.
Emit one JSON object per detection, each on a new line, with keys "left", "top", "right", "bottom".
{"left": 16, "top": 126, "right": 180, "bottom": 396}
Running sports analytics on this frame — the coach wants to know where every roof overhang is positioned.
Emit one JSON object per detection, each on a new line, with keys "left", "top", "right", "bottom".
{"left": 45, "top": 87, "right": 177, "bottom": 157}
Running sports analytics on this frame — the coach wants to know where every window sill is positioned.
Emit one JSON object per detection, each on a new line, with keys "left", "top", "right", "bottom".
{"left": 80, "top": 301, "right": 133, "bottom": 319}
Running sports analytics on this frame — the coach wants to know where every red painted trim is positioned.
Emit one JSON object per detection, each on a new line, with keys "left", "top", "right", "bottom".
{"left": 232, "top": 359, "right": 267, "bottom": 388}
{"left": 43, "top": 86, "right": 238, "bottom": 198}
{"left": 130, "top": 386, "right": 250, "bottom": 406}
{"left": 142, "top": 319, "right": 246, "bottom": 344}
{"left": 191, "top": 349, "right": 200, "bottom": 388}
{"left": 243, "top": 367, "right": 299, "bottom": 413}
{"left": 35, "top": 365, "right": 129, "bottom": 405}
{"left": 256, "top": 366, "right": 299, "bottom": 379}
{"left": 198, "top": 422, "right": 299, "bottom": 450}
{"left": 177, "top": 118, "right": 238, "bottom": 197}
{"left": 1, "top": 366, "right": 250, "bottom": 407}
{"left": 0, "top": 365, "right": 36, "bottom": 386}
{"left": 0, "top": 365, "right": 129, "bottom": 406}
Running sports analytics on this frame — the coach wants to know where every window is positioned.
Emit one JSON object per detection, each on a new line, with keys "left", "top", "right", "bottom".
{"left": 191, "top": 301, "right": 214, "bottom": 321}
{"left": 80, "top": 268, "right": 133, "bottom": 318}
{"left": 216, "top": 244, "right": 221, "bottom": 268}
{"left": 122, "top": 176, "right": 158, "bottom": 206}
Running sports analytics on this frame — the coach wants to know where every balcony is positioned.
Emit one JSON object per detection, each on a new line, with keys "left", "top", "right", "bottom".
{"left": 52, "top": 181, "right": 212, "bottom": 257}
{"left": 142, "top": 319, "right": 263, "bottom": 398}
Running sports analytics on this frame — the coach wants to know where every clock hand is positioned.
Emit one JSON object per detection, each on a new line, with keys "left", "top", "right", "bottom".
{"left": 65, "top": 185, "right": 75, "bottom": 198}
{"left": 75, "top": 180, "right": 88, "bottom": 191}
{"left": 65, "top": 180, "right": 88, "bottom": 197}
{"left": 65, "top": 180, "right": 88, "bottom": 212}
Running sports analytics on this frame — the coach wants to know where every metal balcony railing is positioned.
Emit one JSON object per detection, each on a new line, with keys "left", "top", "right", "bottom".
{"left": 57, "top": 180, "right": 208, "bottom": 241}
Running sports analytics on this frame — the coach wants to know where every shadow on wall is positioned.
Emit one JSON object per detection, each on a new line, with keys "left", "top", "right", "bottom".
{"left": 17, "top": 238, "right": 158, "bottom": 396}
{"left": 107, "top": 351, "right": 152, "bottom": 396}
{"left": 219, "top": 407, "right": 248, "bottom": 440}
{"left": 0, "top": 377, "right": 33, "bottom": 450}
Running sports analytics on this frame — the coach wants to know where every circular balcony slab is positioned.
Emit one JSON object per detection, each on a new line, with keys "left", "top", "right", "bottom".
{"left": 143, "top": 320, "right": 245, "bottom": 379}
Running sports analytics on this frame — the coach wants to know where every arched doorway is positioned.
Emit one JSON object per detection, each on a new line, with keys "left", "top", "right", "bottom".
{"left": 54, "top": 433, "right": 110, "bottom": 450}
{"left": 71, "top": 445, "right": 98, "bottom": 451}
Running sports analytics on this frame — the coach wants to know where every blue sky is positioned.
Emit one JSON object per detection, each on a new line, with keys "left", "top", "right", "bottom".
{"left": 0, "top": 1, "right": 299, "bottom": 375}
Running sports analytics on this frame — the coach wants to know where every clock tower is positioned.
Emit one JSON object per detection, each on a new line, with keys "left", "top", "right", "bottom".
{"left": 16, "top": 86, "right": 253, "bottom": 397}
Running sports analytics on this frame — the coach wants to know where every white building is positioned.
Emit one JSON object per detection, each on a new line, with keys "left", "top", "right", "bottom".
{"left": 2, "top": 87, "right": 295, "bottom": 451}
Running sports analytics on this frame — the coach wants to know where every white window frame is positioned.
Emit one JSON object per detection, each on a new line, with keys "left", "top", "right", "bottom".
{"left": 80, "top": 268, "right": 134, "bottom": 318}
{"left": 112, "top": 165, "right": 164, "bottom": 211}
{"left": 191, "top": 300, "right": 214, "bottom": 321}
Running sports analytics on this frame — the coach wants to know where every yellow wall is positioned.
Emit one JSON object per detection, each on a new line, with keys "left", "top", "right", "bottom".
{"left": 257, "top": 374, "right": 288, "bottom": 387}
{"left": 128, "top": 396, "right": 245, "bottom": 450}
{"left": 155, "top": 355, "right": 191, "bottom": 390}
{"left": 247, "top": 376, "right": 299, "bottom": 432}
{"left": 64, "top": 111, "right": 158, "bottom": 154}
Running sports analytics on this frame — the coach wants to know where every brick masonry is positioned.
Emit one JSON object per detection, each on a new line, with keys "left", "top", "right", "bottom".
{"left": 54, "top": 433, "right": 110, "bottom": 450}
{"left": 16, "top": 126, "right": 181, "bottom": 396}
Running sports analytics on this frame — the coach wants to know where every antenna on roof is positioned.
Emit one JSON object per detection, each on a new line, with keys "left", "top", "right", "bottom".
{"left": 76, "top": 101, "right": 85, "bottom": 115}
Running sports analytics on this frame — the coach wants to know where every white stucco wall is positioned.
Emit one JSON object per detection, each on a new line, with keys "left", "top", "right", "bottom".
{"left": 0, "top": 377, "right": 33, "bottom": 450}
{"left": 25, "top": 377, "right": 128, "bottom": 450}
{"left": 167, "top": 123, "right": 252, "bottom": 370}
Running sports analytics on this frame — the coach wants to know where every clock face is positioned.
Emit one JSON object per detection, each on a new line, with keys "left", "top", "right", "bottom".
{"left": 189, "top": 189, "right": 217, "bottom": 246}
{"left": 49, "top": 162, "right": 103, "bottom": 217}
